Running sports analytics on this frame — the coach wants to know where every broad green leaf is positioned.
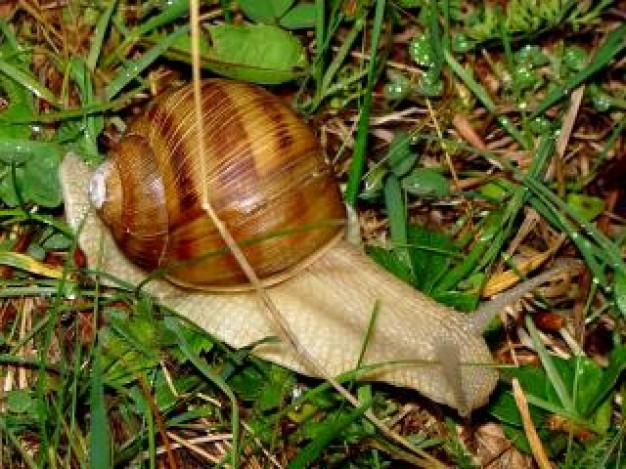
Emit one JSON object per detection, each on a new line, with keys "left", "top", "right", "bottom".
{"left": 0, "top": 102, "right": 33, "bottom": 139}
{"left": 542, "top": 356, "right": 603, "bottom": 415}
{"left": 170, "top": 32, "right": 211, "bottom": 56}
{"left": 369, "top": 218, "right": 476, "bottom": 311}
{"left": 0, "top": 143, "right": 62, "bottom": 208}
{"left": 22, "top": 148, "right": 63, "bottom": 208}
{"left": 238, "top": 0, "right": 294, "bottom": 23}
{"left": 0, "top": 139, "right": 61, "bottom": 165}
{"left": 490, "top": 386, "right": 548, "bottom": 428}
{"left": 407, "top": 224, "right": 457, "bottom": 294}
{"left": 366, "top": 245, "right": 415, "bottom": 286}
{"left": 202, "top": 24, "right": 308, "bottom": 84}
{"left": 279, "top": 3, "right": 317, "bottom": 29}
{"left": 585, "top": 346, "right": 626, "bottom": 414}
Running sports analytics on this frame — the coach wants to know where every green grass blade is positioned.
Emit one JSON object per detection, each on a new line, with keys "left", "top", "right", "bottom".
{"left": 105, "top": 26, "right": 189, "bottom": 100}
{"left": 444, "top": 50, "right": 530, "bottom": 149}
{"left": 87, "top": 0, "right": 119, "bottom": 71}
{"left": 383, "top": 174, "right": 407, "bottom": 248}
{"left": 321, "top": 18, "right": 364, "bottom": 93}
{"left": 164, "top": 317, "right": 240, "bottom": 467}
{"left": 344, "top": 0, "right": 387, "bottom": 205}
{"left": 315, "top": 0, "right": 326, "bottom": 72}
{"left": 0, "top": 58, "right": 60, "bottom": 108}
{"left": 526, "top": 316, "right": 575, "bottom": 412}
{"left": 0, "top": 415, "right": 37, "bottom": 468}
{"left": 89, "top": 345, "right": 111, "bottom": 469}
{"left": 288, "top": 399, "right": 372, "bottom": 468}
{"left": 104, "top": 0, "right": 190, "bottom": 67}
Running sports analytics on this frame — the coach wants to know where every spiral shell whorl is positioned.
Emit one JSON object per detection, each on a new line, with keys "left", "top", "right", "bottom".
{"left": 91, "top": 80, "right": 346, "bottom": 289}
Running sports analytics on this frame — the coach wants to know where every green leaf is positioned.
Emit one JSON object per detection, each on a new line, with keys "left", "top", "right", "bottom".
{"left": 585, "top": 346, "right": 626, "bottom": 415}
{"left": 0, "top": 166, "right": 20, "bottom": 206}
{"left": 167, "top": 321, "right": 215, "bottom": 363}
{"left": 40, "top": 231, "right": 72, "bottom": 250}
{"left": 22, "top": 151, "right": 63, "bottom": 208}
{"left": 501, "top": 423, "right": 533, "bottom": 454}
{"left": 0, "top": 144, "right": 62, "bottom": 208}
{"left": 401, "top": 168, "right": 449, "bottom": 198}
{"left": 238, "top": 0, "right": 294, "bottom": 23}
{"left": 202, "top": 24, "right": 308, "bottom": 84}
{"left": 69, "top": 57, "right": 104, "bottom": 163}
{"left": 0, "top": 139, "right": 62, "bottom": 165}
{"left": 395, "top": 0, "right": 421, "bottom": 7}
{"left": 6, "top": 389, "right": 34, "bottom": 414}
{"left": 366, "top": 245, "right": 415, "bottom": 286}
{"left": 407, "top": 224, "right": 456, "bottom": 294}
{"left": 0, "top": 102, "right": 33, "bottom": 139}
{"left": 258, "top": 366, "right": 296, "bottom": 411}
{"left": 478, "top": 177, "right": 515, "bottom": 202}
{"left": 526, "top": 318, "right": 575, "bottom": 412}
{"left": 279, "top": 3, "right": 317, "bottom": 29}
{"left": 409, "top": 34, "right": 436, "bottom": 67}
{"left": 490, "top": 386, "right": 548, "bottom": 428}
{"left": 344, "top": 0, "right": 386, "bottom": 205}
{"left": 566, "top": 193, "right": 605, "bottom": 221}
{"left": 86, "top": 0, "right": 118, "bottom": 71}
{"left": 544, "top": 356, "right": 603, "bottom": 416}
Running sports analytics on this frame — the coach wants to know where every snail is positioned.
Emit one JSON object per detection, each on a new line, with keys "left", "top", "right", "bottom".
{"left": 59, "top": 79, "right": 573, "bottom": 415}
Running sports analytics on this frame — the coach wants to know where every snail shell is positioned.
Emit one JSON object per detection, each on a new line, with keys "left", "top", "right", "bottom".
{"left": 89, "top": 80, "right": 346, "bottom": 290}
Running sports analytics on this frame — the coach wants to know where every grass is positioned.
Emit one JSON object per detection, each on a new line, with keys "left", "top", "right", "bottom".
{"left": 0, "top": 0, "right": 625, "bottom": 466}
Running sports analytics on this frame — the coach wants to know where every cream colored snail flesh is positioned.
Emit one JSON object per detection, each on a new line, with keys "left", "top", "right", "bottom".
{"left": 59, "top": 79, "right": 571, "bottom": 415}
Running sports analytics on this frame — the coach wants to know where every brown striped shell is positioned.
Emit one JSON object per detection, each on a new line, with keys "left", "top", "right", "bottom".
{"left": 89, "top": 79, "right": 346, "bottom": 290}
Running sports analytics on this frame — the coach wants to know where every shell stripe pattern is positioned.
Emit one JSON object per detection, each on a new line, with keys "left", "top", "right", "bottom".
{"left": 106, "top": 80, "right": 346, "bottom": 288}
{"left": 112, "top": 135, "right": 169, "bottom": 270}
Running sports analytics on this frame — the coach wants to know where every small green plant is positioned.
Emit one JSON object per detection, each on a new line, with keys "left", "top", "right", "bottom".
{"left": 490, "top": 319, "right": 626, "bottom": 461}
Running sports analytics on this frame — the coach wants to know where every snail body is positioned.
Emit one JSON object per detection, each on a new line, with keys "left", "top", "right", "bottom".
{"left": 60, "top": 80, "right": 569, "bottom": 414}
